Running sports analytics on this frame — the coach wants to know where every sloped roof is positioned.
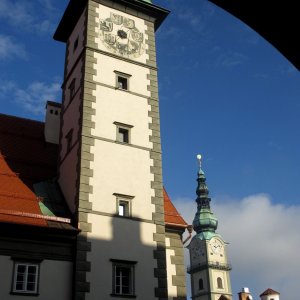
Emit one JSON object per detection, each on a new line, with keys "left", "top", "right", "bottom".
{"left": 163, "top": 188, "right": 188, "bottom": 228}
{"left": 0, "top": 153, "right": 47, "bottom": 227}
{"left": 0, "top": 113, "right": 58, "bottom": 189}
{"left": 260, "top": 289, "right": 280, "bottom": 296}
{"left": 0, "top": 152, "right": 73, "bottom": 229}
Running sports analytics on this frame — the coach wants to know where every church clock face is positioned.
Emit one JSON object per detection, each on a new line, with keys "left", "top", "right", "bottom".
{"left": 209, "top": 238, "right": 223, "bottom": 254}
{"left": 99, "top": 12, "right": 145, "bottom": 58}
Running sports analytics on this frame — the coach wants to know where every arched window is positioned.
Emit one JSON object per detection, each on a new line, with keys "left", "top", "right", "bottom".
{"left": 198, "top": 278, "right": 204, "bottom": 290}
{"left": 217, "top": 277, "right": 223, "bottom": 289}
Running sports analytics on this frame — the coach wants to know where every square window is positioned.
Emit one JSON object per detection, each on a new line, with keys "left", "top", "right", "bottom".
{"left": 117, "top": 76, "right": 128, "bottom": 90}
{"left": 118, "top": 127, "right": 129, "bottom": 143}
{"left": 111, "top": 260, "right": 136, "bottom": 297}
{"left": 114, "top": 71, "right": 131, "bottom": 91}
{"left": 114, "top": 193, "right": 134, "bottom": 218}
{"left": 114, "top": 122, "right": 133, "bottom": 144}
{"left": 118, "top": 200, "right": 129, "bottom": 217}
{"left": 13, "top": 263, "right": 39, "bottom": 294}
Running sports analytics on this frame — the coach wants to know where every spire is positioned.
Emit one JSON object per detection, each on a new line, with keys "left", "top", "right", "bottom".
{"left": 192, "top": 154, "right": 218, "bottom": 240}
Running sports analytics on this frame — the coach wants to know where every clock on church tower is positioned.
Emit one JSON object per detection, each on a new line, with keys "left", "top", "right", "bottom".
{"left": 54, "top": 0, "right": 169, "bottom": 299}
{"left": 188, "top": 155, "right": 232, "bottom": 300}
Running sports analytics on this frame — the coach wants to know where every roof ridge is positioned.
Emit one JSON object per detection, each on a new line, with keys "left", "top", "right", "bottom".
{"left": 0, "top": 209, "right": 71, "bottom": 223}
{"left": 0, "top": 113, "right": 44, "bottom": 125}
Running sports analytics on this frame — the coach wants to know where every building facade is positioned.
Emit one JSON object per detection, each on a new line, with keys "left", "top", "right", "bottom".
{"left": 0, "top": 0, "right": 189, "bottom": 299}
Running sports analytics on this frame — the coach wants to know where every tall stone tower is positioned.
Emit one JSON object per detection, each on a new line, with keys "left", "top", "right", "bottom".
{"left": 53, "top": 0, "right": 169, "bottom": 299}
{"left": 188, "top": 155, "right": 232, "bottom": 300}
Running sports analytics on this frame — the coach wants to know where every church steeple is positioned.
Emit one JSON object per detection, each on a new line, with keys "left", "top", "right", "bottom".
{"left": 188, "top": 155, "right": 232, "bottom": 300}
{"left": 192, "top": 154, "right": 218, "bottom": 240}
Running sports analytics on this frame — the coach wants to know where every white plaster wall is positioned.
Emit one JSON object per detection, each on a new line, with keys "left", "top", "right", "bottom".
{"left": 67, "top": 7, "right": 86, "bottom": 75}
{"left": 86, "top": 214, "right": 157, "bottom": 299}
{"left": 261, "top": 295, "right": 280, "bottom": 300}
{"left": 93, "top": 52, "right": 151, "bottom": 97}
{"left": 91, "top": 85, "right": 152, "bottom": 149}
{"left": 94, "top": 4, "right": 149, "bottom": 64}
{"left": 89, "top": 139, "right": 155, "bottom": 220}
{"left": 0, "top": 256, "right": 72, "bottom": 300}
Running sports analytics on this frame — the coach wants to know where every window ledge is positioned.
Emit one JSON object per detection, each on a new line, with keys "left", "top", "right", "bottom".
{"left": 110, "top": 293, "right": 136, "bottom": 298}
{"left": 11, "top": 292, "right": 39, "bottom": 297}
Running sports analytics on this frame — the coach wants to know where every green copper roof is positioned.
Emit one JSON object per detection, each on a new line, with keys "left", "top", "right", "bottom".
{"left": 33, "top": 178, "right": 71, "bottom": 218}
{"left": 192, "top": 159, "right": 219, "bottom": 240}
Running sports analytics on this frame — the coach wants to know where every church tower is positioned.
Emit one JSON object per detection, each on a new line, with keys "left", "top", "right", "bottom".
{"left": 188, "top": 155, "right": 232, "bottom": 300}
{"left": 53, "top": 0, "right": 169, "bottom": 299}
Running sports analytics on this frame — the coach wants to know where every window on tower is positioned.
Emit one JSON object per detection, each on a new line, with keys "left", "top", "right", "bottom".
{"left": 114, "top": 71, "right": 131, "bottom": 91}
{"left": 65, "top": 129, "right": 73, "bottom": 153}
{"left": 114, "top": 193, "right": 134, "bottom": 217}
{"left": 73, "top": 36, "right": 79, "bottom": 52}
{"left": 110, "top": 259, "right": 136, "bottom": 297}
{"left": 114, "top": 122, "right": 133, "bottom": 144}
{"left": 199, "top": 278, "right": 204, "bottom": 290}
{"left": 69, "top": 78, "right": 76, "bottom": 101}
{"left": 217, "top": 277, "right": 223, "bottom": 289}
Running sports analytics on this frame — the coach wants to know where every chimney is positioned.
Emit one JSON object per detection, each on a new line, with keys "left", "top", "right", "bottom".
{"left": 44, "top": 101, "right": 61, "bottom": 144}
{"left": 238, "top": 287, "right": 253, "bottom": 300}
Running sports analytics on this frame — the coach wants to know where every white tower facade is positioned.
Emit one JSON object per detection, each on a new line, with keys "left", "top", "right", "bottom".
{"left": 188, "top": 157, "right": 232, "bottom": 300}
{"left": 54, "top": 0, "right": 169, "bottom": 299}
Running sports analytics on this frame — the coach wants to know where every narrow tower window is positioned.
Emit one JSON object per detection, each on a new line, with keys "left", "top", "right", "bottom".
{"left": 199, "top": 278, "right": 204, "bottom": 290}
{"left": 217, "top": 277, "right": 223, "bottom": 289}
{"left": 69, "top": 79, "right": 76, "bottom": 100}
{"left": 73, "top": 36, "right": 79, "bottom": 52}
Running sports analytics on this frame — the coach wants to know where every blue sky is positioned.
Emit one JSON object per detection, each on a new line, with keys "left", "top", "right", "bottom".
{"left": 0, "top": 0, "right": 299, "bottom": 299}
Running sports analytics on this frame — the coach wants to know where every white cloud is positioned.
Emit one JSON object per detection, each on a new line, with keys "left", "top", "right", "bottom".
{"left": 173, "top": 194, "right": 300, "bottom": 300}
{"left": 0, "top": 80, "right": 61, "bottom": 115}
{"left": 0, "top": 35, "right": 27, "bottom": 60}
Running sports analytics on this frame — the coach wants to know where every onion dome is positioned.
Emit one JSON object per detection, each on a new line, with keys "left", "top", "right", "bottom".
{"left": 192, "top": 154, "right": 218, "bottom": 240}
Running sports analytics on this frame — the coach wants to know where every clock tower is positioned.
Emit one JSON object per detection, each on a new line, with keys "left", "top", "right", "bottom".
{"left": 188, "top": 156, "right": 232, "bottom": 300}
{"left": 54, "top": 0, "right": 169, "bottom": 299}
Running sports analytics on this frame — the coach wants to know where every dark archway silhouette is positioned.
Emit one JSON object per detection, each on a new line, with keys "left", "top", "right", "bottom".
{"left": 209, "top": 0, "right": 300, "bottom": 71}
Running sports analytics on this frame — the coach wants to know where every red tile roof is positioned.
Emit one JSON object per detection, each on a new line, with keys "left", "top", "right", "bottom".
{"left": 260, "top": 289, "right": 280, "bottom": 296}
{"left": 0, "top": 153, "right": 47, "bottom": 226}
{"left": 163, "top": 188, "right": 188, "bottom": 228}
{"left": 0, "top": 114, "right": 58, "bottom": 189}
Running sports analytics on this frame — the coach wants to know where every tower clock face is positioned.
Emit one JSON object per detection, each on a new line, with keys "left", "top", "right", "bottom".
{"left": 99, "top": 12, "right": 145, "bottom": 58}
{"left": 209, "top": 238, "right": 223, "bottom": 254}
